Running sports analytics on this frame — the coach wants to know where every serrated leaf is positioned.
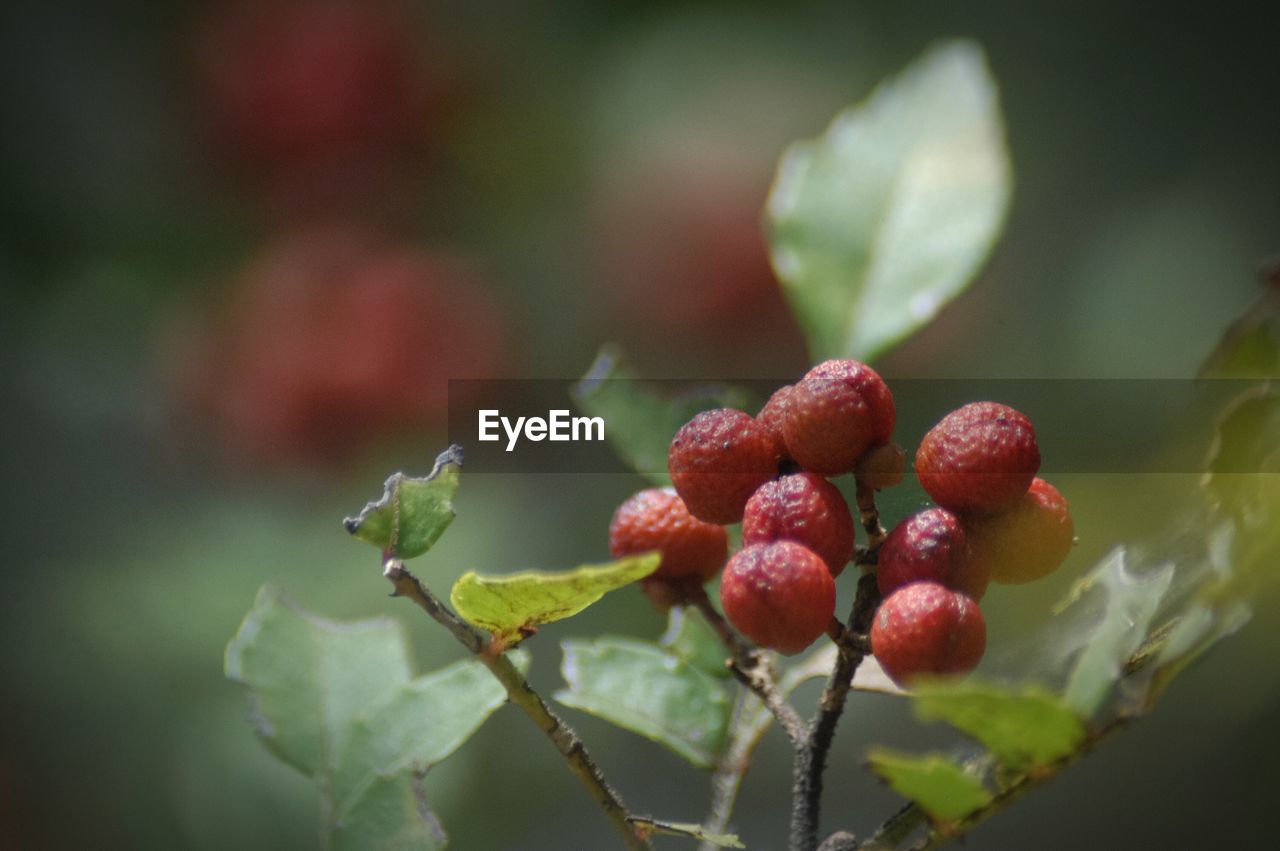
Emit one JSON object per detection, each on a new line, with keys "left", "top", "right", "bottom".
{"left": 910, "top": 680, "right": 1085, "bottom": 772}
{"left": 343, "top": 446, "right": 462, "bottom": 560}
{"left": 330, "top": 773, "right": 446, "bottom": 851}
{"left": 228, "top": 586, "right": 516, "bottom": 848}
{"left": 225, "top": 585, "right": 411, "bottom": 776}
{"left": 556, "top": 637, "right": 732, "bottom": 768}
{"left": 767, "top": 40, "right": 1011, "bottom": 362}
{"left": 572, "top": 346, "right": 753, "bottom": 484}
{"left": 867, "top": 749, "right": 992, "bottom": 823}
{"left": 661, "top": 606, "right": 732, "bottom": 678}
{"left": 450, "top": 554, "right": 661, "bottom": 645}
{"left": 332, "top": 652, "right": 529, "bottom": 803}
{"left": 629, "top": 817, "right": 744, "bottom": 848}
{"left": 1062, "top": 548, "right": 1175, "bottom": 717}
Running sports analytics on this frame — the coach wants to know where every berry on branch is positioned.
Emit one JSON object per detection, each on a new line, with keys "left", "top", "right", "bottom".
{"left": 854, "top": 442, "right": 906, "bottom": 491}
{"left": 915, "top": 401, "right": 1040, "bottom": 515}
{"left": 870, "top": 582, "right": 986, "bottom": 686}
{"left": 967, "top": 477, "right": 1074, "bottom": 584}
{"left": 877, "top": 508, "right": 990, "bottom": 600}
{"left": 783, "top": 359, "right": 896, "bottom": 475}
{"left": 720, "top": 541, "right": 836, "bottom": 655}
{"left": 756, "top": 384, "right": 794, "bottom": 463}
{"left": 742, "top": 472, "right": 855, "bottom": 577}
{"left": 668, "top": 408, "right": 777, "bottom": 524}
{"left": 609, "top": 488, "right": 729, "bottom": 584}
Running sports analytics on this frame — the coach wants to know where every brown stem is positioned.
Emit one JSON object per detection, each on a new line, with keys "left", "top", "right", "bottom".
{"left": 856, "top": 481, "right": 888, "bottom": 550}
{"left": 687, "top": 585, "right": 808, "bottom": 746}
{"left": 383, "top": 559, "right": 651, "bottom": 851}
{"left": 790, "top": 572, "right": 882, "bottom": 851}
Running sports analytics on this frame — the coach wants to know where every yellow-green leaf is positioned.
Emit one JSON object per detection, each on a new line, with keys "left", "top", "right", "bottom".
{"left": 450, "top": 554, "right": 661, "bottom": 644}
{"left": 343, "top": 446, "right": 462, "bottom": 560}
{"left": 867, "top": 749, "right": 992, "bottom": 823}
{"left": 910, "top": 679, "right": 1085, "bottom": 772}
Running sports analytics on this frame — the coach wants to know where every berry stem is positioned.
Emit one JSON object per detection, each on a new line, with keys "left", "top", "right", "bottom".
{"left": 686, "top": 585, "right": 808, "bottom": 745}
{"left": 855, "top": 480, "right": 888, "bottom": 549}
{"left": 789, "top": 571, "right": 882, "bottom": 851}
{"left": 382, "top": 559, "right": 653, "bottom": 851}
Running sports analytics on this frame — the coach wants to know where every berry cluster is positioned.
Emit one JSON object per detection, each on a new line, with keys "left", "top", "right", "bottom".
{"left": 608, "top": 359, "right": 1075, "bottom": 687}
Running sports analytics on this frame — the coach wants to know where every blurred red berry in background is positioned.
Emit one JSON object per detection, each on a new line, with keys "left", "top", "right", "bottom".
{"left": 169, "top": 225, "right": 508, "bottom": 468}
{"left": 195, "top": 0, "right": 452, "bottom": 215}
{"left": 590, "top": 157, "right": 806, "bottom": 373}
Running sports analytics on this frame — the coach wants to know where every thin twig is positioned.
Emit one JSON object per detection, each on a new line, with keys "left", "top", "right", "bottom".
{"left": 859, "top": 715, "right": 1137, "bottom": 850}
{"left": 383, "top": 559, "right": 652, "bottom": 851}
{"left": 790, "top": 571, "right": 882, "bottom": 851}
{"left": 697, "top": 690, "right": 773, "bottom": 851}
{"left": 687, "top": 585, "right": 808, "bottom": 745}
{"left": 855, "top": 802, "right": 927, "bottom": 850}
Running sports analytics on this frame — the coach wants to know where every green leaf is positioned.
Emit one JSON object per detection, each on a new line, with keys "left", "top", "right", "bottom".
{"left": 910, "top": 680, "right": 1085, "bottom": 772}
{"left": 227, "top": 586, "right": 519, "bottom": 848}
{"left": 450, "top": 554, "right": 661, "bottom": 645}
{"left": 572, "top": 346, "right": 753, "bottom": 485}
{"left": 629, "top": 817, "right": 744, "bottom": 848}
{"left": 1204, "top": 387, "right": 1280, "bottom": 529}
{"left": 660, "top": 606, "right": 732, "bottom": 678}
{"left": 332, "top": 652, "right": 529, "bottom": 803}
{"left": 344, "top": 446, "right": 462, "bottom": 560}
{"left": 1200, "top": 265, "right": 1280, "bottom": 378}
{"left": 330, "top": 774, "right": 446, "bottom": 851}
{"left": 225, "top": 585, "right": 411, "bottom": 776}
{"left": 867, "top": 749, "right": 992, "bottom": 823}
{"left": 767, "top": 40, "right": 1011, "bottom": 362}
{"left": 556, "top": 637, "right": 732, "bottom": 768}
{"left": 1061, "top": 548, "right": 1175, "bottom": 717}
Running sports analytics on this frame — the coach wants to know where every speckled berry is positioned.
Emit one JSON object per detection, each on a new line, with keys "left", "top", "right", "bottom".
{"left": 915, "top": 402, "right": 1040, "bottom": 515}
{"left": 783, "top": 359, "right": 895, "bottom": 476}
{"left": 668, "top": 408, "right": 777, "bottom": 524}
{"left": 720, "top": 541, "right": 836, "bottom": 655}
{"left": 871, "top": 582, "right": 986, "bottom": 686}
{"left": 609, "top": 487, "right": 729, "bottom": 584}
{"left": 855, "top": 442, "right": 906, "bottom": 491}
{"left": 877, "top": 508, "right": 989, "bottom": 600}
{"left": 742, "top": 473, "right": 854, "bottom": 577}
{"left": 967, "top": 478, "right": 1074, "bottom": 584}
{"left": 756, "top": 384, "right": 794, "bottom": 462}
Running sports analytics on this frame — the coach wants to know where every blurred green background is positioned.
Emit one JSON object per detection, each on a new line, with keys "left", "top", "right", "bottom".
{"left": 1, "top": 0, "right": 1278, "bottom": 848}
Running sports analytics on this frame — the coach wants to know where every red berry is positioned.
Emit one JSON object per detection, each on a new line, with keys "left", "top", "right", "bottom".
{"left": 871, "top": 583, "right": 986, "bottom": 686}
{"left": 855, "top": 442, "right": 906, "bottom": 491}
{"left": 915, "top": 402, "right": 1040, "bottom": 515}
{"left": 877, "top": 508, "right": 989, "bottom": 601}
{"left": 668, "top": 409, "right": 777, "bottom": 524}
{"left": 609, "top": 488, "right": 729, "bottom": 584}
{"left": 174, "top": 226, "right": 506, "bottom": 466}
{"left": 720, "top": 542, "right": 836, "bottom": 655}
{"left": 742, "top": 473, "right": 854, "bottom": 577}
{"left": 197, "top": 0, "right": 437, "bottom": 169}
{"left": 783, "top": 359, "right": 895, "bottom": 475}
{"left": 967, "top": 478, "right": 1074, "bottom": 584}
{"left": 756, "top": 385, "right": 794, "bottom": 462}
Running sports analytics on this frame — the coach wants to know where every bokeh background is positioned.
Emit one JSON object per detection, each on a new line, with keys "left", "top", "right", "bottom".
{"left": 2, "top": 1, "right": 1278, "bottom": 848}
